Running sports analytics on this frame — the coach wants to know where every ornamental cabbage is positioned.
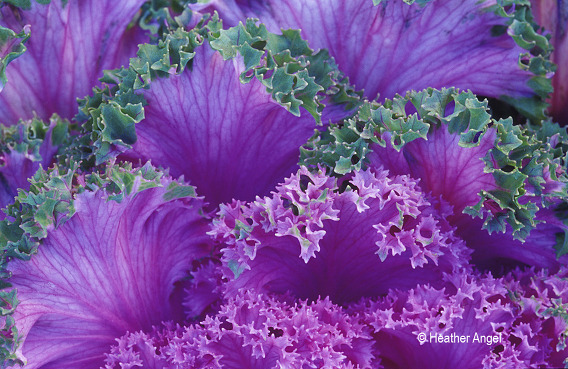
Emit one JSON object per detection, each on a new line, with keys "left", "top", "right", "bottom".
{"left": 0, "top": 0, "right": 566, "bottom": 368}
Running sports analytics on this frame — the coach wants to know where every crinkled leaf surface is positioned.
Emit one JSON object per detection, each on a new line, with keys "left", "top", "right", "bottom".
{"left": 358, "top": 268, "right": 568, "bottom": 368}
{"left": 79, "top": 19, "right": 359, "bottom": 207}
{"left": 0, "top": 115, "right": 71, "bottom": 219}
{"left": 210, "top": 167, "right": 470, "bottom": 305}
{"left": 104, "top": 290, "right": 376, "bottom": 369}
{"left": 302, "top": 88, "right": 568, "bottom": 250}
{"left": 367, "top": 121, "right": 568, "bottom": 270}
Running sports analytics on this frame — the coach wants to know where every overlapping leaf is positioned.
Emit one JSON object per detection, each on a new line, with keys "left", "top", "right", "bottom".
{"left": 301, "top": 88, "right": 568, "bottom": 243}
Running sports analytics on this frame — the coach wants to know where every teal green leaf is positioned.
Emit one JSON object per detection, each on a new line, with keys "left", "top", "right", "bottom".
{"left": 207, "top": 19, "right": 362, "bottom": 123}
{"left": 487, "top": 0, "right": 556, "bottom": 122}
{"left": 163, "top": 181, "right": 197, "bottom": 201}
{"left": 0, "top": 24, "right": 30, "bottom": 92}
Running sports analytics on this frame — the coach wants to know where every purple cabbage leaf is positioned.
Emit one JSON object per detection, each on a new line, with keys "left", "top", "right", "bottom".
{"left": 0, "top": 0, "right": 149, "bottom": 125}
{"left": 101, "top": 268, "right": 568, "bottom": 368}
{"left": 354, "top": 268, "right": 568, "bottom": 368}
{"left": 103, "top": 290, "right": 377, "bottom": 369}
{"left": 209, "top": 166, "right": 471, "bottom": 305}
{"left": 190, "top": 0, "right": 554, "bottom": 121}
{"left": 301, "top": 88, "right": 568, "bottom": 270}
{"left": 77, "top": 17, "right": 360, "bottom": 207}
{"left": 0, "top": 162, "right": 213, "bottom": 367}
{"left": 0, "top": 1, "right": 565, "bottom": 368}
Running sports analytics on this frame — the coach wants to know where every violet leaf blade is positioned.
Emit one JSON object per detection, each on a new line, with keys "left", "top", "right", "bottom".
{"left": 0, "top": 0, "right": 149, "bottom": 125}
{"left": 209, "top": 167, "right": 471, "bottom": 306}
{"left": 301, "top": 88, "right": 568, "bottom": 248}
{"left": 0, "top": 162, "right": 213, "bottom": 368}
{"left": 78, "top": 18, "right": 360, "bottom": 207}
{"left": 194, "top": 0, "right": 551, "bottom": 121}
{"left": 122, "top": 42, "right": 322, "bottom": 206}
